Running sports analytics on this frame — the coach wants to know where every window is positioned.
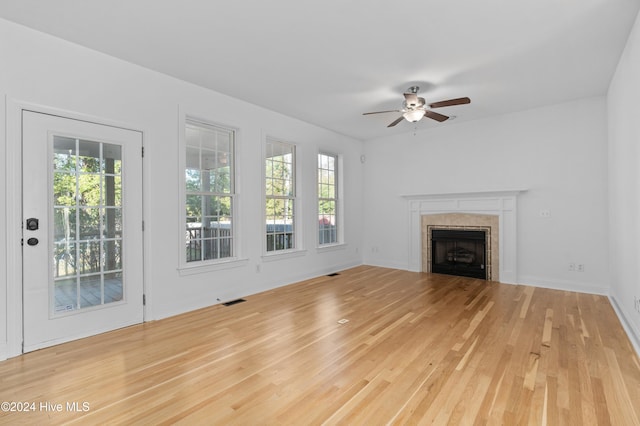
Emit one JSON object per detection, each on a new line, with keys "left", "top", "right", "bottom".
{"left": 265, "top": 140, "right": 296, "bottom": 252}
{"left": 318, "top": 153, "right": 338, "bottom": 245}
{"left": 184, "top": 120, "right": 235, "bottom": 263}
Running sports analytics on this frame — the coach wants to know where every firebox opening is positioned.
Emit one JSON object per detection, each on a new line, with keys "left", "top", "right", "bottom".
{"left": 431, "top": 229, "right": 487, "bottom": 280}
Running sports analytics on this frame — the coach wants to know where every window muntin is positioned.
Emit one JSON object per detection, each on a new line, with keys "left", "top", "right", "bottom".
{"left": 318, "top": 153, "right": 338, "bottom": 245}
{"left": 265, "top": 140, "right": 296, "bottom": 252}
{"left": 185, "top": 121, "right": 235, "bottom": 262}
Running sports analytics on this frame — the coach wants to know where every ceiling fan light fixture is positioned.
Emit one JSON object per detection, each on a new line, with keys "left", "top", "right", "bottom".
{"left": 403, "top": 109, "right": 425, "bottom": 122}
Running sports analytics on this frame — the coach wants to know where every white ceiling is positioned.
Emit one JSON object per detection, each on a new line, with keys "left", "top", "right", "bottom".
{"left": 1, "top": 0, "right": 638, "bottom": 141}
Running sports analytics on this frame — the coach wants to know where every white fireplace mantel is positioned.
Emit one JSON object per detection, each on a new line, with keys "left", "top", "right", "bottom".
{"left": 402, "top": 190, "right": 526, "bottom": 284}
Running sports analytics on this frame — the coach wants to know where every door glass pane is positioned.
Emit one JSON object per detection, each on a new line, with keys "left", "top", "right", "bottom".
{"left": 51, "top": 137, "right": 125, "bottom": 315}
{"left": 53, "top": 172, "right": 76, "bottom": 206}
{"left": 53, "top": 242, "right": 76, "bottom": 278}
{"left": 103, "top": 208, "right": 122, "bottom": 238}
{"left": 102, "top": 144, "right": 121, "bottom": 173}
{"left": 78, "top": 174, "right": 101, "bottom": 206}
{"left": 78, "top": 241, "right": 101, "bottom": 274}
{"left": 104, "top": 272, "right": 123, "bottom": 303}
{"left": 79, "top": 208, "right": 100, "bottom": 239}
{"left": 103, "top": 175, "right": 122, "bottom": 206}
{"left": 54, "top": 208, "right": 76, "bottom": 241}
{"left": 54, "top": 278, "right": 77, "bottom": 313}
{"left": 78, "top": 141, "right": 101, "bottom": 173}
{"left": 79, "top": 275, "right": 102, "bottom": 308}
{"left": 103, "top": 240, "right": 122, "bottom": 271}
{"left": 53, "top": 136, "right": 77, "bottom": 171}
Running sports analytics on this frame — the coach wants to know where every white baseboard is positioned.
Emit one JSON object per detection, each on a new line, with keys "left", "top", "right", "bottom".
{"left": 153, "top": 260, "right": 364, "bottom": 321}
{"left": 517, "top": 275, "right": 609, "bottom": 295}
{"left": 0, "top": 343, "right": 8, "bottom": 362}
{"left": 251, "top": 260, "right": 364, "bottom": 300}
{"left": 362, "top": 259, "right": 410, "bottom": 271}
{"left": 22, "top": 319, "right": 141, "bottom": 354}
{"left": 609, "top": 294, "right": 640, "bottom": 358}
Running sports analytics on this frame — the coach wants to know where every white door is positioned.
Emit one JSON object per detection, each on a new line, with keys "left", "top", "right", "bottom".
{"left": 22, "top": 110, "right": 144, "bottom": 352}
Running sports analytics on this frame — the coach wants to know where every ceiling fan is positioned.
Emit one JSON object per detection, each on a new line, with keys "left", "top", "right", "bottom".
{"left": 363, "top": 86, "right": 470, "bottom": 127}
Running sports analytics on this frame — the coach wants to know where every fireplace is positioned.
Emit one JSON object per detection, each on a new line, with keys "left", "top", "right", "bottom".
{"left": 431, "top": 229, "right": 487, "bottom": 279}
{"left": 404, "top": 190, "right": 523, "bottom": 283}
{"left": 421, "top": 213, "right": 498, "bottom": 281}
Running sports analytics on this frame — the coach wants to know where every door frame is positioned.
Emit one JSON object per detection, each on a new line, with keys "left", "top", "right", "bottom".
{"left": 4, "top": 99, "right": 149, "bottom": 358}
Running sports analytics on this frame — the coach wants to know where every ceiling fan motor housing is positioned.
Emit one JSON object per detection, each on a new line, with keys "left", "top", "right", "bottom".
{"left": 403, "top": 97, "right": 426, "bottom": 109}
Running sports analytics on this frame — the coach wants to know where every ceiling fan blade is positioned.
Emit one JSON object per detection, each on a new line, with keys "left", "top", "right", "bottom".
{"left": 429, "top": 97, "right": 471, "bottom": 108}
{"left": 424, "top": 110, "right": 449, "bottom": 122}
{"left": 363, "top": 109, "right": 400, "bottom": 115}
{"left": 387, "top": 116, "right": 405, "bottom": 127}
{"left": 404, "top": 92, "right": 419, "bottom": 107}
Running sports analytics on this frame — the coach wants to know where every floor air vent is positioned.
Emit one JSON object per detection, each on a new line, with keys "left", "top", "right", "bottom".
{"left": 222, "top": 298, "right": 246, "bottom": 306}
{"left": 327, "top": 273, "right": 340, "bottom": 277}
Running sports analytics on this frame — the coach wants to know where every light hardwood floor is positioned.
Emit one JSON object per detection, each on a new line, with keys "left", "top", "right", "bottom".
{"left": 1, "top": 266, "right": 639, "bottom": 425}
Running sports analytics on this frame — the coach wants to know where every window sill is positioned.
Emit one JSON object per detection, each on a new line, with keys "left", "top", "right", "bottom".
{"left": 317, "top": 243, "right": 347, "bottom": 253}
{"left": 261, "top": 249, "right": 307, "bottom": 262}
{"left": 177, "top": 257, "right": 250, "bottom": 276}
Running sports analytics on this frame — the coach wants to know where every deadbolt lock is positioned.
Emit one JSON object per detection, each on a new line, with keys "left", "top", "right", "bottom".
{"left": 26, "top": 218, "right": 39, "bottom": 231}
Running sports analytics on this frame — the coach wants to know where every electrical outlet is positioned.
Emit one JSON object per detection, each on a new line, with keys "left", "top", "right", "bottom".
{"left": 539, "top": 209, "right": 551, "bottom": 218}
{"left": 568, "top": 263, "right": 575, "bottom": 272}
{"left": 577, "top": 264, "right": 584, "bottom": 272}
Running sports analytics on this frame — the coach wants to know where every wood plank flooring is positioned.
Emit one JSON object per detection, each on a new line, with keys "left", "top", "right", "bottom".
{"left": 1, "top": 266, "right": 639, "bottom": 424}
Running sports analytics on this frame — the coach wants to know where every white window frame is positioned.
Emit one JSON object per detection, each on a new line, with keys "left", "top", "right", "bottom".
{"left": 263, "top": 137, "right": 304, "bottom": 258}
{"left": 178, "top": 116, "right": 245, "bottom": 274}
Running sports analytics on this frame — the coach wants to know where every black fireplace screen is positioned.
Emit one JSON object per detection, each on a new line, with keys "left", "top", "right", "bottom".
{"left": 431, "top": 229, "right": 486, "bottom": 279}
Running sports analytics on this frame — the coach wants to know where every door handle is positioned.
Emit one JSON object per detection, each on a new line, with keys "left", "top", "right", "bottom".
{"left": 27, "top": 238, "right": 39, "bottom": 246}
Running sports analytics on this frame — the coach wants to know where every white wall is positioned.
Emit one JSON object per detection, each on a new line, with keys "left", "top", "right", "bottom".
{"left": 362, "top": 97, "right": 609, "bottom": 294}
{"left": 0, "top": 80, "right": 6, "bottom": 358}
{"left": 0, "top": 19, "right": 364, "bottom": 358}
{"left": 607, "top": 10, "right": 640, "bottom": 353}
